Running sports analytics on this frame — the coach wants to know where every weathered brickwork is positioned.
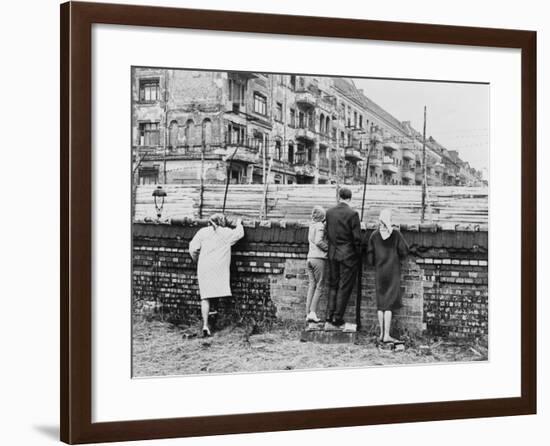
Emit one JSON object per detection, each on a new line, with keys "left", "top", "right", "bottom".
{"left": 133, "top": 221, "right": 488, "bottom": 338}
{"left": 419, "top": 259, "right": 488, "bottom": 338}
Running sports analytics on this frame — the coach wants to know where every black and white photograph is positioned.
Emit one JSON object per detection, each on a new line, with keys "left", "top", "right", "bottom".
{"left": 2, "top": 0, "right": 544, "bottom": 444}
{"left": 131, "top": 67, "right": 489, "bottom": 377}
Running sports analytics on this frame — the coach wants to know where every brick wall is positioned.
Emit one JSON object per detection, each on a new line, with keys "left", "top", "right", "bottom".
{"left": 133, "top": 220, "right": 488, "bottom": 338}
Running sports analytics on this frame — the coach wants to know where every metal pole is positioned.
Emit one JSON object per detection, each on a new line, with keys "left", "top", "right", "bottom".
{"left": 222, "top": 146, "right": 238, "bottom": 213}
{"left": 262, "top": 155, "right": 273, "bottom": 220}
{"left": 163, "top": 69, "right": 169, "bottom": 184}
{"left": 421, "top": 106, "right": 427, "bottom": 223}
{"left": 360, "top": 134, "right": 372, "bottom": 221}
{"left": 356, "top": 133, "right": 372, "bottom": 330}
{"left": 261, "top": 136, "right": 272, "bottom": 219}
{"left": 335, "top": 109, "right": 341, "bottom": 202}
{"left": 199, "top": 133, "right": 205, "bottom": 219}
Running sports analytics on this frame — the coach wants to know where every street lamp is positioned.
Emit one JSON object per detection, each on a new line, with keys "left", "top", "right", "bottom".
{"left": 152, "top": 186, "right": 167, "bottom": 219}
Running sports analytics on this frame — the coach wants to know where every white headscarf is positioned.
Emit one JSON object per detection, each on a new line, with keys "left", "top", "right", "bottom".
{"left": 379, "top": 208, "right": 393, "bottom": 240}
{"left": 208, "top": 213, "right": 227, "bottom": 231}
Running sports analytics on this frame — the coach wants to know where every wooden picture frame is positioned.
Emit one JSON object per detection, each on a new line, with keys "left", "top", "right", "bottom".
{"left": 60, "top": 1, "right": 536, "bottom": 443}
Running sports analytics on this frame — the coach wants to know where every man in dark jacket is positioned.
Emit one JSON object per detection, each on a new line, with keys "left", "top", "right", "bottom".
{"left": 325, "top": 187, "right": 362, "bottom": 327}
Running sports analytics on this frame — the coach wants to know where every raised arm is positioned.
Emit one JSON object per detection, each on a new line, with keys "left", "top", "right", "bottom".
{"left": 227, "top": 218, "right": 245, "bottom": 245}
{"left": 188, "top": 229, "right": 202, "bottom": 263}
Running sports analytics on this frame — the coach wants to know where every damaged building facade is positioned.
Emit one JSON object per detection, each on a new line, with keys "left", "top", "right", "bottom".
{"left": 132, "top": 68, "right": 485, "bottom": 187}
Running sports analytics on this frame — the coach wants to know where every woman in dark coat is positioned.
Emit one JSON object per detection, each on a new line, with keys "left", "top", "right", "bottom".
{"left": 366, "top": 209, "right": 409, "bottom": 343}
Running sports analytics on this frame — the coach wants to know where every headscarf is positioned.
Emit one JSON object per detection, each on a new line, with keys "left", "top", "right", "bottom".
{"left": 379, "top": 208, "right": 393, "bottom": 240}
{"left": 311, "top": 205, "right": 326, "bottom": 223}
{"left": 209, "top": 213, "right": 227, "bottom": 230}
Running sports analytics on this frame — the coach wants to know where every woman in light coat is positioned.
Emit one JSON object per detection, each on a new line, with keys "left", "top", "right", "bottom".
{"left": 188, "top": 214, "right": 244, "bottom": 336}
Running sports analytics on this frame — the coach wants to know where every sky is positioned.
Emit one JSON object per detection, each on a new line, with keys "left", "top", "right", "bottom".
{"left": 353, "top": 78, "right": 489, "bottom": 172}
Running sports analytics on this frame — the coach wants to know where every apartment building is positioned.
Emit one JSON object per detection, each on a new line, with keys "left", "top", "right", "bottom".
{"left": 132, "top": 68, "right": 484, "bottom": 187}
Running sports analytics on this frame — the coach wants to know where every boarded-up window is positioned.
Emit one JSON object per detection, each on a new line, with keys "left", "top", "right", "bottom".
{"left": 184, "top": 120, "right": 194, "bottom": 146}
{"left": 169, "top": 120, "right": 178, "bottom": 148}
{"left": 202, "top": 119, "right": 212, "bottom": 145}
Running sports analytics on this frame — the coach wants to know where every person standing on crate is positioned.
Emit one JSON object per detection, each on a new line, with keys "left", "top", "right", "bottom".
{"left": 188, "top": 214, "right": 244, "bottom": 337}
{"left": 366, "top": 208, "right": 409, "bottom": 343}
{"left": 324, "top": 188, "right": 362, "bottom": 328}
{"left": 305, "top": 205, "right": 329, "bottom": 323}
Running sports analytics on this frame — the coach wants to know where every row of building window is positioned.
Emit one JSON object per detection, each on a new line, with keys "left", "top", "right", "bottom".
{"left": 138, "top": 119, "right": 213, "bottom": 147}
{"left": 139, "top": 119, "right": 367, "bottom": 167}
{"left": 139, "top": 76, "right": 379, "bottom": 138}
{"left": 138, "top": 77, "right": 375, "bottom": 144}
{"left": 137, "top": 79, "right": 425, "bottom": 169}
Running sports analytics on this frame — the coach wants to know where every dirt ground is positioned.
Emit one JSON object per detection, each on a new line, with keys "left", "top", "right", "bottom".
{"left": 132, "top": 316, "right": 488, "bottom": 377}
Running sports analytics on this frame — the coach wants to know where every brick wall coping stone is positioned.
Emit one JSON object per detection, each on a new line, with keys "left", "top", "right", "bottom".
{"left": 133, "top": 219, "right": 488, "bottom": 252}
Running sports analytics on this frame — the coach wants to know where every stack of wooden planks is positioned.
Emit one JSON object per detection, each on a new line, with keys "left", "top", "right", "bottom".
{"left": 134, "top": 184, "right": 488, "bottom": 226}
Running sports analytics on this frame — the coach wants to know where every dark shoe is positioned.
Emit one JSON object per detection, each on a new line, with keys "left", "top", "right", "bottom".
{"left": 332, "top": 318, "right": 345, "bottom": 327}
{"left": 324, "top": 321, "right": 342, "bottom": 331}
{"left": 202, "top": 327, "right": 211, "bottom": 337}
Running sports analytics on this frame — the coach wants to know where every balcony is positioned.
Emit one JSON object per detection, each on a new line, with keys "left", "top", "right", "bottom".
{"left": 368, "top": 156, "right": 382, "bottom": 168}
{"left": 295, "top": 127, "right": 317, "bottom": 142}
{"left": 295, "top": 91, "right": 317, "bottom": 108}
{"left": 382, "top": 156, "right": 398, "bottom": 174}
{"left": 415, "top": 169, "right": 437, "bottom": 183}
{"left": 224, "top": 143, "right": 259, "bottom": 164}
{"left": 317, "top": 132, "right": 334, "bottom": 146}
{"left": 402, "top": 169, "right": 415, "bottom": 182}
{"left": 368, "top": 150, "right": 382, "bottom": 160}
{"left": 445, "top": 167, "right": 456, "bottom": 178}
{"left": 370, "top": 133, "right": 383, "bottom": 143}
{"left": 401, "top": 147, "right": 415, "bottom": 160}
{"left": 269, "top": 158, "right": 293, "bottom": 173}
{"left": 293, "top": 159, "right": 316, "bottom": 177}
{"left": 344, "top": 147, "right": 363, "bottom": 162}
{"left": 383, "top": 141, "right": 400, "bottom": 151}
{"left": 225, "top": 100, "right": 245, "bottom": 114}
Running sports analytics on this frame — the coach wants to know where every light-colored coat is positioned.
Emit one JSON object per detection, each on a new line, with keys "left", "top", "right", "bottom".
{"left": 188, "top": 222, "right": 244, "bottom": 299}
{"left": 308, "top": 221, "right": 328, "bottom": 259}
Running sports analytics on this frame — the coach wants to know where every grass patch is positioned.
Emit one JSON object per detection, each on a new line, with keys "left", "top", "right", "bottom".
{"left": 132, "top": 315, "right": 488, "bottom": 377}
